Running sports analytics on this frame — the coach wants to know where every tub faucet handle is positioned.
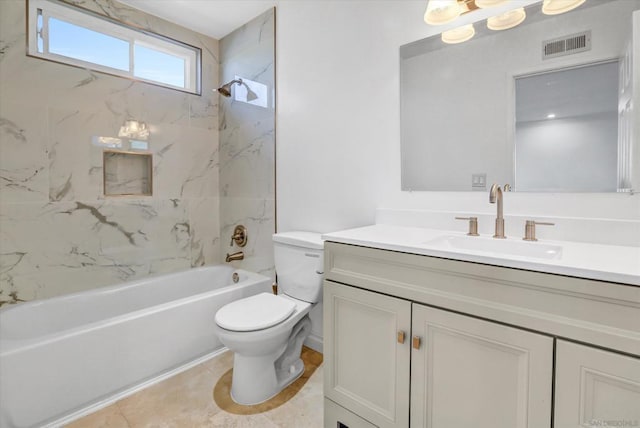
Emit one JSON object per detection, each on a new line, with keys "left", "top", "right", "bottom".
{"left": 230, "top": 225, "right": 248, "bottom": 247}
{"left": 455, "top": 216, "right": 479, "bottom": 236}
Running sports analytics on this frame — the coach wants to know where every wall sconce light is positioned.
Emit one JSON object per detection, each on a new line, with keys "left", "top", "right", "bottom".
{"left": 118, "top": 120, "right": 150, "bottom": 141}
{"left": 425, "top": 0, "right": 586, "bottom": 44}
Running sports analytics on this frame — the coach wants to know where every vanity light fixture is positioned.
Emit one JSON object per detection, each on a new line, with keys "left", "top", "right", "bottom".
{"left": 487, "top": 7, "right": 526, "bottom": 31}
{"left": 474, "top": 0, "right": 508, "bottom": 8}
{"left": 541, "top": 0, "right": 586, "bottom": 15}
{"left": 118, "top": 120, "right": 150, "bottom": 141}
{"left": 442, "top": 24, "right": 476, "bottom": 44}
{"left": 424, "top": 0, "right": 586, "bottom": 43}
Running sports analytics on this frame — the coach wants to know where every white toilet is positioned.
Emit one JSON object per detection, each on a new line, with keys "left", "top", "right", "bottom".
{"left": 214, "top": 231, "right": 324, "bottom": 405}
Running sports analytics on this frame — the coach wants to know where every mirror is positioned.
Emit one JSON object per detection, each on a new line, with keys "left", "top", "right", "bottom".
{"left": 515, "top": 61, "right": 619, "bottom": 192}
{"left": 400, "top": 0, "right": 639, "bottom": 192}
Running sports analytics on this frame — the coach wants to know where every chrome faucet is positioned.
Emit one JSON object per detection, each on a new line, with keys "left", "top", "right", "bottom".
{"left": 489, "top": 183, "right": 506, "bottom": 239}
{"left": 225, "top": 251, "right": 244, "bottom": 262}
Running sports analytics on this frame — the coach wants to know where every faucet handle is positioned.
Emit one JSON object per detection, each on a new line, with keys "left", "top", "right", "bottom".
{"left": 523, "top": 220, "right": 554, "bottom": 241}
{"left": 455, "top": 216, "right": 479, "bottom": 236}
{"left": 230, "top": 225, "right": 248, "bottom": 247}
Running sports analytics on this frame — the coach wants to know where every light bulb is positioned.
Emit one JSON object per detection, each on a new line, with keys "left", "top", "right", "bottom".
{"left": 542, "top": 0, "right": 586, "bottom": 15}
{"left": 424, "top": 0, "right": 461, "bottom": 25}
{"left": 442, "top": 23, "right": 475, "bottom": 44}
{"left": 487, "top": 7, "right": 526, "bottom": 30}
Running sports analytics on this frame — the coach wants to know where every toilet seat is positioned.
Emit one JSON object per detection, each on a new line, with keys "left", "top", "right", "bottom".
{"left": 215, "top": 293, "right": 296, "bottom": 331}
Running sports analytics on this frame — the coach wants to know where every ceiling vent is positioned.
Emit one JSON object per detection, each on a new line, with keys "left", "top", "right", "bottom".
{"left": 542, "top": 31, "right": 591, "bottom": 60}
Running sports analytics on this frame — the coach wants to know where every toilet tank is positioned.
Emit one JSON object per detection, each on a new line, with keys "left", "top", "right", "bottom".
{"left": 273, "top": 231, "right": 324, "bottom": 303}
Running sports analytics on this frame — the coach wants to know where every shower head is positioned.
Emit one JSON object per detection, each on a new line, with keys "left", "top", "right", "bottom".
{"left": 217, "top": 78, "right": 243, "bottom": 97}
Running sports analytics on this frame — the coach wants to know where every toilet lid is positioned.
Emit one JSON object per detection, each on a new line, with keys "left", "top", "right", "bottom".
{"left": 215, "top": 293, "right": 297, "bottom": 331}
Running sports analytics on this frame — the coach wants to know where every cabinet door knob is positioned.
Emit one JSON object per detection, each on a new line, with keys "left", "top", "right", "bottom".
{"left": 413, "top": 336, "right": 421, "bottom": 350}
{"left": 397, "top": 331, "right": 406, "bottom": 344}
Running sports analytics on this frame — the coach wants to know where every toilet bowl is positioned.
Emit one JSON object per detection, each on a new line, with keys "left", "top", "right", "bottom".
{"left": 214, "top": 231, "right": 324, "bottom": 405}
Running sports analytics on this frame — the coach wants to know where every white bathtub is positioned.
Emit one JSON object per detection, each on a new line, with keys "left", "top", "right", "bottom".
{"left": 0, "top": 265, "right": 271, "bottom": 428}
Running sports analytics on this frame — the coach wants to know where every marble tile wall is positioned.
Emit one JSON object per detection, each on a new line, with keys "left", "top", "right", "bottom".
{"left": 0, "top": 0, "right": 220, "bottom": 304}
{"left": 219, "top": 9, "right": 276, "bottom": 279}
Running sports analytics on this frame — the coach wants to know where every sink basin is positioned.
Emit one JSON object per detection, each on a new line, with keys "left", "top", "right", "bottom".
{"left": 423, "top": 235, "right": 563, "bottom": 260}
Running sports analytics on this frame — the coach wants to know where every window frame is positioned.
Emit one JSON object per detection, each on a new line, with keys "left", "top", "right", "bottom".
{"left": 27, "top": 0, "right": 202, "bottom": 95}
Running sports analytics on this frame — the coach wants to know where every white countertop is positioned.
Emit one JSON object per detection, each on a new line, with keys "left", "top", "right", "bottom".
{"left": 322, "top": 224, "right": 640, "bottom": 286}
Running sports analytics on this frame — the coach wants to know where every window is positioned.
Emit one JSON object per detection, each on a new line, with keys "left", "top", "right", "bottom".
{"left": 28, "top": 0, "right": 201, "bottom": 94}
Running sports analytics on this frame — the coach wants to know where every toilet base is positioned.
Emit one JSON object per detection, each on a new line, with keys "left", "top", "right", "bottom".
{"left": 229, "top": 315, "right": 312, "bottom": 405}
{"left": 230, "top": 356, "right": 305, "bottom": 405}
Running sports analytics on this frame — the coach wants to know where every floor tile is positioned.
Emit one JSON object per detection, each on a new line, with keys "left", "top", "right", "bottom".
{"left": 68, "top": 349, "right": 324, "bottom": 428}
{"left": 66, "top": 404, "right": 130, "bottom": 428}
{"left": 115, "top": 364, "right": 221, "bottom": 427}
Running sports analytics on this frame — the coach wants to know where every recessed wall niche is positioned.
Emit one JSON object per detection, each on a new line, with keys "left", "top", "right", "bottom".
{"left": 103, "top": 150, "right": 153, "bottom": 197}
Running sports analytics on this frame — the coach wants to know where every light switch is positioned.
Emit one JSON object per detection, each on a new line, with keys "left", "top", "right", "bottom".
{"left": 472, "top": 173, "right": 487, "bottom": 190}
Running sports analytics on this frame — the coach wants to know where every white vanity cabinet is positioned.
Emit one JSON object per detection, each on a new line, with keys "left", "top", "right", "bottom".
{"left": 323, "top": 281, "right": 411, "bottom": 428}
{"left": 323, "top": 242, "right": 640, "bottom": 428}
{"left": 324, "top": 281, "right": 553, "bottom": 428}
{"left": 554, "top": 341, "right": 640, "bottom": 427}
{"left": 410, "top": 304, "right": 553, "bottom": 428}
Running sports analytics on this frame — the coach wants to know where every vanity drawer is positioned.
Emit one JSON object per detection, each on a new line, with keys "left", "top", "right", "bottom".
{"left": 325, "top": 398, "right": 378, "bottom": 428}
{"left": 324, "top": 241, "right": 640, "bottom": 356}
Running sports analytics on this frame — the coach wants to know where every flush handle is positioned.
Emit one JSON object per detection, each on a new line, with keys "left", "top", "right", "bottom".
{"left": 413, "top": 336, "right": 421, "bottom": 350}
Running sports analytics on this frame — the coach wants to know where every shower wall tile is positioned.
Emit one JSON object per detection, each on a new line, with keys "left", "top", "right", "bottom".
{"left": 189, "top": 198, "right": 221, "bottom": 267}
{"left": 190, "top": 97, "right": 219, "bottom": 131}
{"left": 0, "top": 101, "right": 50, "bottom": 204}
{"left": 221, "top": 197, "right": 275, "bottom": 280}
{"left": 151, "top": 124, "right": 219, "bottom": 199}
{"left": 0, "top": 199, "right": 196, "bottom": 302}
{"left": 0, "top": 0, "right": 220, "bottom": 305}
{"left": 48, "top": 107, "right": 113, "bottom": 202}
{"left": 219, "top": 113, "right": 275, "bottom": 198}
{"left": 219, "top": 8, "right": 276, "bottom": 64}
{"left": 219, "top": 8, "right": 276, "bottom": 274}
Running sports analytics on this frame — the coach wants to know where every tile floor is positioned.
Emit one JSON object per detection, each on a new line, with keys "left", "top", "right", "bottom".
{"left": 67, "top": 350, "right": 324, "bottom": 428}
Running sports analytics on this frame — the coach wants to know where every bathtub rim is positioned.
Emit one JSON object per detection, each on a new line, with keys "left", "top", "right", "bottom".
{"left": 0, "top": 266, "right": 271, "bottom": 355}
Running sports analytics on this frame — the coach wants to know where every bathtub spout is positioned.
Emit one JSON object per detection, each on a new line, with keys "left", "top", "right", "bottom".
{"left": 226, "top": 251, "right": 244, "bottom": 263}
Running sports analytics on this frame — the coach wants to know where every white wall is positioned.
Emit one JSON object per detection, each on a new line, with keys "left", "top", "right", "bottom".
{"left": 276, "top": 0, "right": 639, "bottom": 235}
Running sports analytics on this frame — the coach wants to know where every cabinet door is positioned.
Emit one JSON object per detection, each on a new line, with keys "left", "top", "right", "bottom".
{"left": 555, "top": 340, "right": 640, "bottom": 427}
{"left": 410, "top": 304, "right": 553, "bottom": 428}
{"left": 324, "top": 281, "right": 411, "bottom": 428}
